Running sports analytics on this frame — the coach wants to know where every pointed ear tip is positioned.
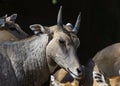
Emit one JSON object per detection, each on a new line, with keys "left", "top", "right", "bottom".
{"left": 12, "top": 13, "right": 17, "bottom": 17}
{"left": 34, "top": 24, "right": 41, "bottom": 27}
{"left": 29, "top": 24, "right": 42, "bottom": 28}
{"left": 5, "top": 14, "right": 8, "bottom": 17}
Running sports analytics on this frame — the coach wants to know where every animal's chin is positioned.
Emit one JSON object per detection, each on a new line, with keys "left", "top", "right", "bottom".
{"left": 67, "top": 68, "right": 82, "bottom": 80}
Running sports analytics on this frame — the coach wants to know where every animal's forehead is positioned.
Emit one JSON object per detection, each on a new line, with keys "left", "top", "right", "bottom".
{"left": 55, "top": 31, "right": 71, "bottom": 39}
{"left": 63, "top": 25, "right": 73, "bottom": 32}
{"left": 49, "top": 25, "right": 73, "bottom": 32}
{"left": 49, "top": 25, "right": 78, "bottom": 40}
{"left": 55, "top": 32, "right": 79, "bottom": 45}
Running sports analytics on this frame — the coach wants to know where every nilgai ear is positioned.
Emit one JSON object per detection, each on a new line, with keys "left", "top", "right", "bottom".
{"left": 0, "top": 14, "right": 7, "bottom": 27}
{"left": 6, "top": 14, "right": 17, "bottom": 23}
{"left": 29, "top": 24, "right": 46, "bottom": 35}
{"left": 66, "top": 23, "right": 74, "bottom": 30}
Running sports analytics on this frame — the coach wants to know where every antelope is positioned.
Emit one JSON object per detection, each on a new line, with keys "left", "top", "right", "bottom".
{"left": 0, "top": 6, "right": 83, "bottom": 86}
{"left": 93, "top": 43, "right": 120, "bottom": 85}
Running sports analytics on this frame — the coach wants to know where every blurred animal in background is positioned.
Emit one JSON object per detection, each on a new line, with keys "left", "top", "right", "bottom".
{"left": 93, "top": 43, "right": 120, "bottom": 86}
{"left": 0, "top": 14, "right": 28, "bottom": 41}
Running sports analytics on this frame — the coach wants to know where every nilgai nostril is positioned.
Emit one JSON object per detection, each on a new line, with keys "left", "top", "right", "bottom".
{"left": 77, "top": 68, "right": 82, "bottom": 75}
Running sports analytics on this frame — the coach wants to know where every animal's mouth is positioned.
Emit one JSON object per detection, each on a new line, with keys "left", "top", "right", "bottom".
{"left": 67, "top": 68, "right": 82, "bottom": 80}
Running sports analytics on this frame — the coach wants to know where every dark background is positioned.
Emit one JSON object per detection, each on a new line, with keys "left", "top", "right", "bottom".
{"left": 0, "top": 0, "right": 120, "bottom": 65}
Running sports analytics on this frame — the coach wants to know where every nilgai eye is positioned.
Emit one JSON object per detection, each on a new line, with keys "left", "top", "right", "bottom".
{"left": 59, "top": 40, "right": 65, "bottom": 44}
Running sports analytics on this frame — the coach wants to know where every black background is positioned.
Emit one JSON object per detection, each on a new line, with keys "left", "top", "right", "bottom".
{"left": 0, "top": 0, "right": 120, "bottom": 65}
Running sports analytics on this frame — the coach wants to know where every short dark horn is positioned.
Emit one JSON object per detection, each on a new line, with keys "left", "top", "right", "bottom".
{"left": 57, "top": 6, "right": 63, "bottom": 27}
{"left": 73, "top": 12, "right": 81, "bottom": 33}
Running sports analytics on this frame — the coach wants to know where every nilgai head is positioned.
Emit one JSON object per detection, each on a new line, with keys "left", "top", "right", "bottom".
{"left": 30, "top": 6, "right": 83, "bottom": 79}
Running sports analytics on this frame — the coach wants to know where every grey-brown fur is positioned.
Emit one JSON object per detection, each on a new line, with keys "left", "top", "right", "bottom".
{"left": 0, "top": 14, "right": 29, "bottom": 86}
{"left": 0, "top": 34, "right": 50, "bottom": 86}
{"left": 0, "top": 24, "right": 81, "bottom": 86}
